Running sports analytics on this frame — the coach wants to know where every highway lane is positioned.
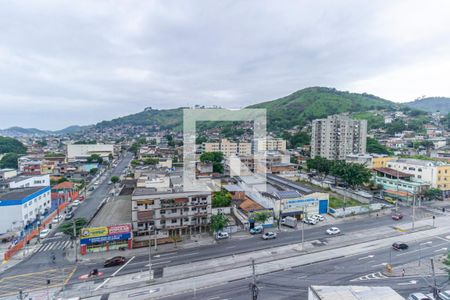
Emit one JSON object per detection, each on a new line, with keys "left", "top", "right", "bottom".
{"left": 67, "top": 205, "right": 433, "bottom": 284}
{"left": 161, "top": 234, "right": 450, "bottom": 300}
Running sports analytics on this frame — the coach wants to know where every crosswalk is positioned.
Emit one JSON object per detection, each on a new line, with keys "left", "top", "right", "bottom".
{"left": 350, "top": 272, "right": 388, "bottom": 282}
{"left": 35, "top": 240, "right": 73, "bottom": 252}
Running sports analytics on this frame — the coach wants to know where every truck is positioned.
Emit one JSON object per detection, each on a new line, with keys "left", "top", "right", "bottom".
{"left": 281, "top": 216, "right": 298, "bottom": 228}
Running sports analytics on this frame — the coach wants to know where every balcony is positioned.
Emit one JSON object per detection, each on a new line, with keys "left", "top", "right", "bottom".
{"left": 137, "top": 211, "right": 153, "bottom": 222}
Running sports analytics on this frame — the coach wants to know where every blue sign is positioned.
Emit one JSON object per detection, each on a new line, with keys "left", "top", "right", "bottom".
{"left": 80, "top": 232, "right": 131, "bottom": 245}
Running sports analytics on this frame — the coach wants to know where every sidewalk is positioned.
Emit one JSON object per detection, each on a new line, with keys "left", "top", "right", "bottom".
{"left": 383, "top": 253, "right": 448, "bottom": 277}
{"left": 0, "top": 236, "right": 40, "bottom": 273}
{"left": 58, "top": 215, "right": 450, "bottom": 300}
{"left": 67, "top": 232, "right": 232, "bottom": 263}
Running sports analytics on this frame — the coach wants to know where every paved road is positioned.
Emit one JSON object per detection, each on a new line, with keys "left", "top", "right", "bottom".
{"left": 64, "top": 204, "right": 436, "bottom": 285}
{"left": 0, "top": 153, "right": 133, "bottom": 286}
{"left": 162, "top": 234, "right": 450, "bottom": 300}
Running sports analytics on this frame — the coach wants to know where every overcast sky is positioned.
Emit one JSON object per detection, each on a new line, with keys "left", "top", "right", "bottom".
{"left": 1, "top": 1, "right": 450, "bottom": 130}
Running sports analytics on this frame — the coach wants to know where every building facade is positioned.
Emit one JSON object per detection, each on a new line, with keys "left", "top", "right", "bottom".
{"left": 131, "top": 189, "right": 212, "bottom": 247}
{"left": 203, "top": 139, "right": 252, "bottom": 157}
{"left": 254, "top": 138, "right": 287, "bottom": 153}
{"left": 311, "top": 114, "right": 367, "bottom": 160}
{"left": 0, "top": 186, "right": 51, "bottom": 233}
{"left": 66, "top": 144, "right": 114, "bottom": 162}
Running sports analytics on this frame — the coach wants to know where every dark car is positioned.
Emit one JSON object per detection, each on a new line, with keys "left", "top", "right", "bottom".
{"left": 392, "top": 242, "right": 408, "bottom": 250}
{"left": 104, "top": 256, "right": 126, "bottom": 267}
{"left": 392, "top": 213, "right": 403, "bottom": 221}
{"left": 65, "top": 211, "right": 74, "bottom": 220}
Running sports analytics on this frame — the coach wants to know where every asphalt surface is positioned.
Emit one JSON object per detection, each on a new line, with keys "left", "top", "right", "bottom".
{"left": 0, "top": 153, "right": 133, "bottom": 282}
{"left": 63, "top": 204, "right": 436, "bottom": 286}
{"left": 162, "top": 233, "right": 450, "bottom": 300}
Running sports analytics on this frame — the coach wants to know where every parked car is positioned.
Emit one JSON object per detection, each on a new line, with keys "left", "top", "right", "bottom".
{"left": 392, "top": 213, "right": 403, "bottom": 221}
{"left": 392, "top": 242, "right": 409, "bottom": 250}
{"left": 65, "top": 211, "right": 74, "bottom": 220}
{"left": 250, "top": 226, "right": 263, "bottom": 234}
{"left": 408, "top": 293, "right": 432, "bottom": 300}
{"left": 78, "top": 196, "right": 85, "bottom": 201}
{"left": 215, "top": 232, "right": 229, "bottom": 240}
{"left": 311, "top": 214, "right": 325, "bottom": 221}
{"left": 281, "top": 216, "right": 298, "bottom": 228}
{"left": 261, "top": 232, "right": 277, "bottom": 240}
{"left": 72, "top": 200, "right": 80, "bottom": 207}
{"left": 52, "top": 215, "right": 63, "bottom": 224}
{"left": 384, "top": 197, "right": 397, "bottom": 205}
{"left": 104, "top": 256, "right": 126, "bottom": 267}
{"left": 438, "top": 291, "right": 450, "bottom": 300}
{"left": 326, "top": 227, "right": 341, "bottom": 235}
{"left": 303, "top": 218, "right": 318, "bottom": 225}
{"left": 39, "top": 229, "right": 50, "bottom": 239}
{"left": 88, "top": 186, "right": 95, "bottom": 191}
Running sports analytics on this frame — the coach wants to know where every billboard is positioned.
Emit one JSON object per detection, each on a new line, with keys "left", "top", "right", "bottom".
{"left": 80, "top": 223, "right": 132, "bottom": 245}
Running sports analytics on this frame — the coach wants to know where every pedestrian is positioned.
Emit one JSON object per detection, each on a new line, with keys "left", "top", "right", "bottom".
{"left": 402, "top": 268, "right": 405, "bottom": 277}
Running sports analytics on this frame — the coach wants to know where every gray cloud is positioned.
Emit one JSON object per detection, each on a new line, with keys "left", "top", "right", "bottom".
{"left": 1, "top": 0, "right": 450, "bottom": 129}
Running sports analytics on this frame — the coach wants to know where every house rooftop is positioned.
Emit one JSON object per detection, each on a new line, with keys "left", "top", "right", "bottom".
{"left": 373, "top": 167, "right": 412, "bottom": 178}
{"left": 0, "top": 186, "right": 46, "bottom": 200}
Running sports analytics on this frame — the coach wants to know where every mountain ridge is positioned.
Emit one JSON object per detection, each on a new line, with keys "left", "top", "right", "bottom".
{"left": 404, "top": 97, "right": 450, "bottom": 113}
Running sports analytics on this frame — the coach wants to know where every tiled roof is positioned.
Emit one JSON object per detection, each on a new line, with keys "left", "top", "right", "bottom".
{"left": 373, "top": 167, "right": 412, "bottom": 178}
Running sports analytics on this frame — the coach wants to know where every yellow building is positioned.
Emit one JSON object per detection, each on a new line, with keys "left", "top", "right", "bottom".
{"left": 436, "top": 165, "right": 450, "bottom": 191}
{"left": 372, "top": 156, "right": 396, "bottom": 169}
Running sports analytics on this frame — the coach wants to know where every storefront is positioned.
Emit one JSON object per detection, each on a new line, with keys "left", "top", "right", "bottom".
{"left": 80, "top": 223, "right": 132, "bottom": 255}
{"left": 279, "top": 192, "right": 329, "bottom": 219}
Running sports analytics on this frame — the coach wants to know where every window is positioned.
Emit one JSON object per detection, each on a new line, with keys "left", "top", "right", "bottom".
{"left": 171, "top": 219, "right": 177, "bottom": 224}
{"left": 171, "top": 209, "right": 177, "bottom": 213}
{"left": 418, "top": 168, "right": 422, "bottom": 172}
{"left": 160, "top": 210, "right": 166, "bottom": 214}
{"left": 418, "top": 175, "right": 422, "bottom": 179}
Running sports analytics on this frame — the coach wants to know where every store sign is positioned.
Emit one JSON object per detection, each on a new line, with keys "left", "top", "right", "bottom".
{"left": 80, "top": 223, "right": 132, "bottom": 245}
{"left": 108, "top": 224, "right": 131, "bottom": 235}
{"left": 80, "top": 226, "right": 108, "bottom": 239}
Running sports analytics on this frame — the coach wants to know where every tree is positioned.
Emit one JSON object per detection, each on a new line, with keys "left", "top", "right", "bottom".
{"left": 143, "top": 158, "right": 159, "bottom": 165}
{"left": 210, "top": 214, "right": 229, "bottom": 233}
{"left": 0, "top": 136, "right": 27, "bottom": 154}
{"left": 89, "top": 168, "right": 98, "bottom": 175}
{"left": 306, "top": 156, "right": 332, "bottom": 179}
{"left": 212, "top": 190, "right": 232, "bottom": 208}
{"left": 200, "top": 151, "right": 224, "bottom": 173}
{"left": 282, "top": 131, "right": 310, "bottom": 148}
{"left": 86, "top": 154, "right": 103, "bottom": 164}
{"left": 253, "top": 211, "right": 272, "bottom": 226}
{"left": 340, "top": 163, "right": 372, "bottom": 189}
{"left": 0, "top": 153, "right": 19, "bottom": 169}
{"left": 57, "top": 177, "right": 68, "bottom": 184}
{"left": 108, "top": 153, "right": 113, "bottom": 161}
{"left": 425, "top": 188, "right": 442, "bottom": 201}
{"left": 59, "top": 218, "right": 88, "bottom": 237}
{"left": 131, "top": 159, "right": 141, "bottom": 166}
{"left": 366, "top": 137, "right": 394, "bottom": 155}
{"left": 110, "top": 176, "right": 120, "bottom": 184}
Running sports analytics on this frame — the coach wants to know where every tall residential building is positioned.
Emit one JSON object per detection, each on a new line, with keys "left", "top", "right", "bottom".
{"left": 311, "top": 114, "right": 367, "bottom": 160}
{"left": 203, "top": 139, "right": 252, "bottom": 157}
{"left": 253, "top": 138, "right": 287, "bottom": 153}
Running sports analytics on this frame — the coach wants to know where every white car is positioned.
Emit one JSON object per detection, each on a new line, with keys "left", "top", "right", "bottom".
{"left": 72, "top": 200, "right": 80, "bottom": 207}
{"left": 303, "top": 218, "right": 318, "bottom": 225}
{"left": 52, "top": 215, "right": 63, "bottom": 224}
{"left": 262, "top": 232, "right": 277, "bottom": 240}
{"left": 311, "top": 214, "right": 325, "bottom": 221}
{"left": 39, "top": 229, "right": 50, "bottom": 239}
{"left": 215, "top": 232, "right": 229, "bottom": 240}
{"left": 439, "top": 291, "right": 450, "bottom": 300}
{"left": 326, "top": 227, "right": 341, "bottom": 235}
{"left": 408, "top": 293, "right": 432, "bottom": 300}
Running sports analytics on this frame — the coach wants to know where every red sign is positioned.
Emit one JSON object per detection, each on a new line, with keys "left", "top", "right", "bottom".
{"left": 108, "top": 224, "right": 131, "bottom": 235}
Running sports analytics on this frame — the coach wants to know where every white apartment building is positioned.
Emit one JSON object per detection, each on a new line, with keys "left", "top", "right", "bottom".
{"left": 311, "top": 114, "right": 367, "bottom": 160}
{"left": 203, "top": 139, "right": 252, "bottom": 157}
{"left": 254, "top": 138, "right": 287, "bottom": 153}
{"left": 131, "top": 189, "right": 212, "bottom": 247}
{"left": 386, "top": 158, "right": 450, "bottom": 193}
{"left": 8, "top": 174, "right": 50, "bottom": 189}
{"left": 0, "top": 186, "right": 51, "bottom": 233}
{"left": 66, "top": 144, "right": 114, "bottom": 162}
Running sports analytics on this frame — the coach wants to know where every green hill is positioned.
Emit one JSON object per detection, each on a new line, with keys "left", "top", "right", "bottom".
{"left": 93, "top": 87, "right": 399, "bottom": 132}
{"left": 247, "top": 87, "right": 397, "bottom": 130}
{"left": 405, "top": 97, "right": 450, "bottom": 113}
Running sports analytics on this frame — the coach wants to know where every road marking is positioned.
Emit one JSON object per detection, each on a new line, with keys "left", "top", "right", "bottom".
{"left": 146, "top": 259, "right": 171, "bottom": 266}
{"left": 358, "top": 255, "right": 374, "bottom": 260}
{"left": 95, "top": 256, "right": 135, "bottom": 291}
{"left": 158, "top": 251, "right": 178, "bottom": 257}
{"left": 434, "top": 247, "right": 447, "bottom": 253}
{"left": 226, "top": 246, "right": 237, "bottom": 249}
{"left": 420, "top": 241, "right": 433, "bottom": 245}
{"left": 371, "top": 262, "right": 388, "bottom": 267}
{"left": 398, "top": 280, "right": 417, "bottom": 286}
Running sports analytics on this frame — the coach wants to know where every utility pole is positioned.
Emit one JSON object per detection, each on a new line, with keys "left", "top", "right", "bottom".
{"left": 301, "top": 218, "right": 305, "bottom": 251}
{"left": 250, "top": 259, "right": 258, "bottom": 300}
{"left": 73, "top": 218, "right": 78, "bottom": 262}
{"left": 431, "top": 258, "right": 439, "bottom": 299}
{"left": 412, "top": 193, "right": 416, "bottom": 230}
{"left": 148, "top": 226, "right": 153, "bottom": 280}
